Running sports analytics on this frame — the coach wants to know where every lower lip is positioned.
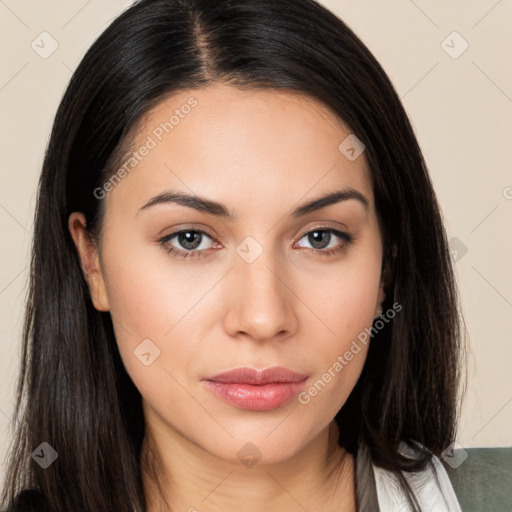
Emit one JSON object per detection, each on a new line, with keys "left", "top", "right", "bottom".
{"left": 203, "top": 379, "right": 307, "bottom": 411}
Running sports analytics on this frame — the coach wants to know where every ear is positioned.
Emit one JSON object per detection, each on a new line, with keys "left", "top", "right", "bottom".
{"left": 374, "top": 244, "right": 396, "bottom": 318}
{"left": 68, "top": 212, "right": 110, "bottom": 312}
{"left": 374, "top": 277, "right": 386, "bottom": 319}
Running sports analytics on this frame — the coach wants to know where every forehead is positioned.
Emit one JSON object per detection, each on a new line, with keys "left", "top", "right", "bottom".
{"left": 104, "top": 84, "right": 374, "bottom": 219}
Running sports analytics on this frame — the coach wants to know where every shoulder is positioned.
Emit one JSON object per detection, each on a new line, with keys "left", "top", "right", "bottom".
{"left": 372, "top": 441, "right": 462, "bottom": 512}
{"left": 442, "top": 445, "right": 512, "bottom": 511}
{"left": 3, "top": 489, "right": 49, "bottom": 512}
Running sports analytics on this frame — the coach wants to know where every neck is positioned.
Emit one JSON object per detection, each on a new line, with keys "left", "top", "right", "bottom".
{"left": 140, "top": 407, "right": 356, "bottom": 512}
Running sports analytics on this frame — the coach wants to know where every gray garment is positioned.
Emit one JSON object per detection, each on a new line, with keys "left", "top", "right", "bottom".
{"left": 356, "top": 439, "right": 462, "bottom": 512}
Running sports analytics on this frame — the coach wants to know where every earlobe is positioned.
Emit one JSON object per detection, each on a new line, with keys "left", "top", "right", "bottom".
{"left": 374, "top": 257, "right": 392, "bottom": 319}
{"left": 374, "top": 283, "right": 385, "bottom": 319}
{"left": 68, "top": 212, "right": 110, "bottom": 312}
{"left": 374, "top": 244, "right": 397, "bottom": 319}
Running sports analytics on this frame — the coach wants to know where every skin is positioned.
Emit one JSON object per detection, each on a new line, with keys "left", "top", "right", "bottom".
{"left": 69, "top": 84, "right": 386, "bottom": 512}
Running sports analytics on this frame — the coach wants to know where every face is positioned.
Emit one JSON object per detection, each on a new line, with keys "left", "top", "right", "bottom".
{"left": 69, "top": 84, "right": 385, "bottom": 466}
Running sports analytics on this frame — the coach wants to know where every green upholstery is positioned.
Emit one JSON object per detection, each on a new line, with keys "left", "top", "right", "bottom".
{"left": 443, "top": 447, "right": 512, "bottom": 512}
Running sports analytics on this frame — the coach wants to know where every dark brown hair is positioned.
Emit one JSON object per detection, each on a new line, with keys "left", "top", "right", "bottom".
{"left": 1, "top": 0, "right": 466, "bottom": 510}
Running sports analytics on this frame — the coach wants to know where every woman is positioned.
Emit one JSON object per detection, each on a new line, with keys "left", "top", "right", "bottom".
{"left": 1, "top": 0, "right": 466, "bottom": 510}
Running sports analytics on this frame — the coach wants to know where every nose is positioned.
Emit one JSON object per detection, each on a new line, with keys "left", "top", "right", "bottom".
{"left": 222, "top": 248, "right": 299, "bottom": 343}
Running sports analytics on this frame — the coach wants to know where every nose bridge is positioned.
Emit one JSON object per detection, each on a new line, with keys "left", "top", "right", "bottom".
{"left": 238, "top": 234, "right": 286, "bottom": 308}
{"left": 224, "top": 234, "right": 296, "bottom": 340}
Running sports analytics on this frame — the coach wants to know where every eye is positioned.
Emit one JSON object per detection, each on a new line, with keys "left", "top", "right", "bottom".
{"left": 158, "top": 226, "right": 354, "bottom": 260}
{"left": 295, "top": 226, "right": 353, "bottom": 257}
{"left": 159, "top": 228, "right": 218, "bottom": 259}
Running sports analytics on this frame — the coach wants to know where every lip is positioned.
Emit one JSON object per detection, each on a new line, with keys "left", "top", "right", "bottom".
{"left": 202, "top": 366, "right": 309, "bottom": 411}
{"left": 204, "top": 366, "right": 309, "bottom": 385}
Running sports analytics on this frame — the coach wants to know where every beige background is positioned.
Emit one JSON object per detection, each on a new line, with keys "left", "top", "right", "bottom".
{"left": 1, "top": 0, "right": 511, "bottom": 482}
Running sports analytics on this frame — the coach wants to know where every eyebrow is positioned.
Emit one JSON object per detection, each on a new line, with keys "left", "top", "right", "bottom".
{"left": 137, "top": 187, "right": 369, "bottom": 219}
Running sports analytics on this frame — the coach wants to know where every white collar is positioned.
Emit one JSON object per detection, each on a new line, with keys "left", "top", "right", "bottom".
{"left": 372, "top": 441, "right": 462, "bottom": 511}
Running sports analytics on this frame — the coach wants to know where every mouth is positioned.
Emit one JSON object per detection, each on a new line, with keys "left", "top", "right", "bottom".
{"left": 202, "top": 366, "right": 309, "bottom": 411}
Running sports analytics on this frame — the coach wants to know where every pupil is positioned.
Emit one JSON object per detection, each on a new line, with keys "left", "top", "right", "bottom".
{"left": 310, "top": 230, "right": 329, "bottom": 249}
{"left": 180, "top": 231, "right": 201, "bottom": 250}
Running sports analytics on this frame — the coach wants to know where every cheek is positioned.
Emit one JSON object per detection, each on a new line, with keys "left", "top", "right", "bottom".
{"left": 295, "top": 252, "right": 381, "bottom": 410}
{"left": 102, "top": 231, "right": 213, "bottom": 334}
{"left": 98, "top": 243, "right": 173, "bottom": 362}
{"left": 99, "top": 236, "right": 221, "bottom": 394}
{"left": 305, "top": 253, "right": 382, "bottom": 343}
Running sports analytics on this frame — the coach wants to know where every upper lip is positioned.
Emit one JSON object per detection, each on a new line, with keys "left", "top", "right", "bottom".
{"left": 204, "top": 366, "right": 309, "bottom": 385}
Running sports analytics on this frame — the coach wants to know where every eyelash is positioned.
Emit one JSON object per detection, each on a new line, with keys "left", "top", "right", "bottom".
{"left": 158, "top": 225, "right": 354, "bottom": 260}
